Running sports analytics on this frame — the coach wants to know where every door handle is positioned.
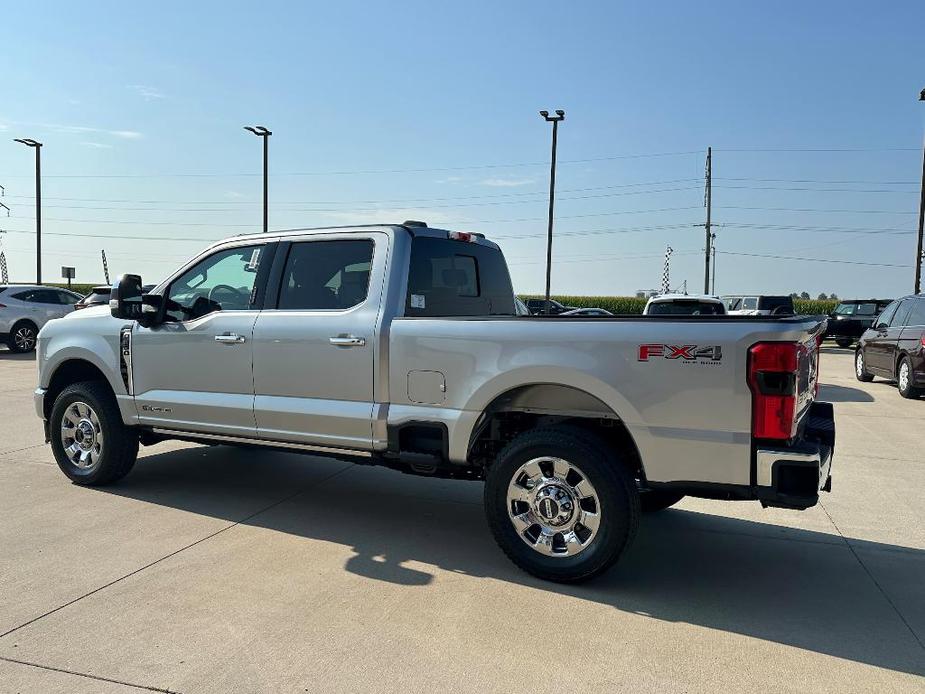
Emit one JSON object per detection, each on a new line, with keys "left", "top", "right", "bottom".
{"left": 215, "top": 333, "right": 246, "bottom": 344}
{"left": 329, "top": 335, "right": 366, "bottom": 347}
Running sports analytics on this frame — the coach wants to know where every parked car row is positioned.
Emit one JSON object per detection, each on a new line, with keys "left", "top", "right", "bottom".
{"left": 1, "top": 283, "right": 157, "bottom": 353}
{"left": 0, "top": 285, "right": 82, "bottom": 352}
{"left": 824, "top": 299, "right": 893, "bottom": 347}
{"left": 855, "top": 294, "right": 925, "bottom": 399}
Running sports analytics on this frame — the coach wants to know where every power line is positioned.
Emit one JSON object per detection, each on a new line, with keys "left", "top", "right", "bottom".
{"left": 723, "top": 205, "right": 917, "bottom": 215}
{"left": 3, "top": 179, "right": 702, "bottom": 206}
{"left": 0, "top": 150, "right": 705, "bottom": 180}
{"left": 717, "top": 250, "right": 909, "bottom": 268}
{"left": 8, "top": 185, "right": 704, "bottom": 214}
{"left": 716, "top": 176, "right": 919, "bottom": 186}
{"left": 717, "top": 184, "right": 919, "bottom": 195}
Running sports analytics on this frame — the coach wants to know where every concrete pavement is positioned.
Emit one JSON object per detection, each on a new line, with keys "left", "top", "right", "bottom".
{"left": 0, "top": 346, "right": 922, "bottom": 692}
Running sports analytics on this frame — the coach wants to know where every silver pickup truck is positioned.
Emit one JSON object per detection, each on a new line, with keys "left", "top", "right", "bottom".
{"left": 34, "top": 223, "right": 834, "bottom": 582}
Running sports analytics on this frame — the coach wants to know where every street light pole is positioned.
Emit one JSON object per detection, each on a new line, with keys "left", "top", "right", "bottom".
{"left": 540, "top": 110, "right": 564, "bottom": 315}
{"left": 915, "top": 88, "right": 925, "bottom": 294}
{"left": 244, "top": 126, "right": 272, "bottom": 233}
{"left": 14, "top": 138, "right": 43, "bottom": 284}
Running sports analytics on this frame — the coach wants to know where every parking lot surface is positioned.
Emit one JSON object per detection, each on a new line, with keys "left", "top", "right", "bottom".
{"left": 0, "top": 346, "right": 922, "bottom": 693}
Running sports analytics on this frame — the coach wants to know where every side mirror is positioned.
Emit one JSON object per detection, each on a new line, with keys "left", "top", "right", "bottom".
{"left": 110, "top": 274, "right": 144, "bottom": 320}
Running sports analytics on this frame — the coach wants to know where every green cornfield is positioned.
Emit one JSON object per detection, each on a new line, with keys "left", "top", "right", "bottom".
{"left": 522, "top": 295, "right": 838, "bottom": 315}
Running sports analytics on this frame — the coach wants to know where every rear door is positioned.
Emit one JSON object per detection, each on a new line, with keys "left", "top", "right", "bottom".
{"left": 252, "top": 234, "right": 384, "bottom": 449}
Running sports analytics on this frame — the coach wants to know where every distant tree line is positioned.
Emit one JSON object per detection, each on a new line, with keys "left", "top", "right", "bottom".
{"left": 791, "top": 292, "right": 839, "bottom": 301}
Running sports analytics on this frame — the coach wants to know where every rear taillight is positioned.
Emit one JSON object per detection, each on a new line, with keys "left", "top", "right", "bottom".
{"left": 748, "top": 342, "right": 799, "bottom": 440}
{"left": 920, "top": 334, "right": 925, "bottom": 349}
{"left": 0, "top": 303, "right": 6, "bottom": 309}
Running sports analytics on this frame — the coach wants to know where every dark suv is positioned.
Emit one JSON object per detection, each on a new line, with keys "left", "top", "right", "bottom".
{"left": 826, "top": 299, "right": 893, "bottom": 347}
{"left": 855, "top": 295, "right": 925, "bottom": 398}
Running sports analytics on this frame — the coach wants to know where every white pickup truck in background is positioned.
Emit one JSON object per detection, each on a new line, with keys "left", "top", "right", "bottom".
{"left": 33, "top": 222, "right": 834, "bottom": 582}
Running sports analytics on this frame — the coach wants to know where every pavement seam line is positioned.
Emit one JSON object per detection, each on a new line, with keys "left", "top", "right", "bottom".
{"left": 818, "top": 500, "right": 925, "bottom": 653}
{"left": 0, "top": 463, "right": 353, "bottom": 640}
{"left": 0, "top": 656, "right": 178, "bottom": 693}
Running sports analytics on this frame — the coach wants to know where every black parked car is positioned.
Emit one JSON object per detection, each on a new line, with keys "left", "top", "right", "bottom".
{"left": 826, "top": 299, "right": 893, "bottom": 347}
{"left": 855, "top": 295, "right": 925, "bottom": 398}
{"left": 524, "top": 298, "right": 576, "bottom": 315}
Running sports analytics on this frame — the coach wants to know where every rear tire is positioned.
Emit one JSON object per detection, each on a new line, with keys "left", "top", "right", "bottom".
{"left": 640, "top": 489, "right": 685, "bottom": 512}
{"left": 897, "top": 357, "right": 920, "bottom": 399}
{"left": 50, "top": 381, "right": 138, "bottom": 486}
{"left": 8, "top": 320, "right": 38, "bottom": 353}
{"left": 484, "top": 426, "right": 640, "bottom": 583}
{"left": 855, "top": 349, "right": 874, "bottom": 382}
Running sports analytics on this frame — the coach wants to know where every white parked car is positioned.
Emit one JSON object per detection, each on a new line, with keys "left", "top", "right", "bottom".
{"left": 643, "top": 294, "right": 726, "bottom": 316}
{"left": 0, "top": 285, "right": 81, "bottom": 353}
{"left": 723, "top": 295, "right": 795, "bottom": 316}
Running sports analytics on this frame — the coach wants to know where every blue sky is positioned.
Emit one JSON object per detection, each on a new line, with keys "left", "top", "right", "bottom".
{"left": 1, "top": 1, "right": 923, "bottom": 297}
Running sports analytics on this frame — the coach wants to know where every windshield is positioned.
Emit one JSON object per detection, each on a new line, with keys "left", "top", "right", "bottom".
{"left": 648, "top": 301, "right": 724, "bottom": 315}
{"left": 757, "top": 296, "right": 793, "bottom": 311}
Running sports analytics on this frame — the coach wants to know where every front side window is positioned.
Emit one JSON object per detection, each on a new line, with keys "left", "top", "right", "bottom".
{"left": 278, "top": 240, "right": 374, "bottom": 310}
{"left": 166, "top": 244, "right": 265, "bottom": 321}
{"left": 891, "top": 300, "right": 913, "bottom": 328}
{"left": 875, "top": 300, "right": 900, "bottom": 328}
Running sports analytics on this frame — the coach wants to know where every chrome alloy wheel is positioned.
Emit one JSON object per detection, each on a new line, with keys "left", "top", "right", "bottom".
{"left": 856, "top": 351, "right": 865, "bottom": 378}
{"left": 13, "top": 325, "right": 37, "bottom": 351}
{"left": 899, "top": 361, "right": 911, "bottom": 392}
{"left": 60, "top": 401, "right": 104, "bottom": 469}
{"left": 506, "top": 457, "right": 601, "bottom": 557}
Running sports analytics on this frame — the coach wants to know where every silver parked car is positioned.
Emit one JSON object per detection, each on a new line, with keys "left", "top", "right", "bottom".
{"left": 0, "top": 285, "right": 81, "bottom": 353}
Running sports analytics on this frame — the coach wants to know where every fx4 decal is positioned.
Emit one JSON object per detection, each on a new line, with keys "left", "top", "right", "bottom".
{"left": 638, "top": 344, "right": 723, "bottom": 362}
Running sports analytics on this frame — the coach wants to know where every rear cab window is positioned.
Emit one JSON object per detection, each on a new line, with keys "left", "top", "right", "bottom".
{"left": 648, "top": 301, "right": 724, "bottom": 316}
{"left": 757, "top": 296, "right": 794, "bottom": 313}
{"left": 405, "top": 236, "right": 515, "bottom": 317}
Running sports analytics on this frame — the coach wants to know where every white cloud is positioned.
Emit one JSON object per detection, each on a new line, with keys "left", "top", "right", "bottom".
{"left": 224, "top": 191, "right": 245, "bottom": 199}
{"left": 128, "top": 85, "right": 166, "bottom": 101}
{"left": 110, "top": 130, "right": 143, "bottom": 139}
{"left": 435, "top": 176, "right": 464, "bottom": 184}
{"left": 480, "top": 177, "right": 535, "bottom": 187}
{"left": 80, "top": 141, "right": 113, "bottom": 149}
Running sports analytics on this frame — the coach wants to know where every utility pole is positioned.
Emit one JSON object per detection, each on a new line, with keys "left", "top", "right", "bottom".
{"left": 914, "top": 88, "right": 925, "bottom": 294}
{"left": 703, "top": 146, "right": 712, "bottom": 294}
{"left": 244, "top": 126, "right": 272, "bottom": 233}
{"left": 14, "top": 138, "right": 43, "bottom": 284}
{"left": 710, "top": 241, "right": 717, "bottom": 294}
{"left": 101, "top": 249, "right": 111, "bottom": 285}
{"left": 540, "top": 110, "right": 565, "bottom": 314}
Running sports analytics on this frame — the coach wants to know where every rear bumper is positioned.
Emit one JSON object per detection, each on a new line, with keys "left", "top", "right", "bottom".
{"left": 755, "top": 401, "right": 835, "bottom": 510}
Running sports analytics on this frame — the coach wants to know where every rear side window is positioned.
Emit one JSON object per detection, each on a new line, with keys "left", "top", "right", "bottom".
{"left": 742, "top": 297, "right": 758, "bottom": 310}
{"left": 278, "top": 239, "right": 374, "bottom": 310}
{"left": 856, "top": 303, "right": 877, "bottom": 315}
{"left": 406, "top": 237, "right": 514, "bottom": 316}
{"left": 906, "top": 299, "right": 925, "bottom": 327}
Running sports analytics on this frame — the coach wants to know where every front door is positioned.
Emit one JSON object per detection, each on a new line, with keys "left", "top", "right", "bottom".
{"left": 132, "top": 242, "right": 270, "bottom": 436}
{"left": 865, "top": 299, "right": 902, "bottom": 375}
{"left": 252, "top": 235, "right": 383, "bottom": 450}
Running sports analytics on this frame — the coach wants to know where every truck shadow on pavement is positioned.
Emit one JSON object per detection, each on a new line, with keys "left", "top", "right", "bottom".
{"left": 817, "top": 383, "right": 875, "bottom": 403}
{"left": 100, "top": 444, "right": 925, "bottom": 678}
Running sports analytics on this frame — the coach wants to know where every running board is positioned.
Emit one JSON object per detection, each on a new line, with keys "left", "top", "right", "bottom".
{"left": 150, "top": 427, "right": 373, "bottom": 458}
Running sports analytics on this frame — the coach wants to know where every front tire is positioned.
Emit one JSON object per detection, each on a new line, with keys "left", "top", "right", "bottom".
{"left": 8, "top": 320, "right": 38, "bottom": 353}
{"left": 835, "top": 338, "right": 853, "bottom": 349}
{"left": 484, "top": 426, "right": 640, "bottom": 583}
{"left": 50, "top": 381, "right": 139, "bottom": 485}
{"left": 855, "top": 349, "right": 874, "bottom": 382}
{"left": 897, "top": 357, "right": 920, "bottom": 399}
